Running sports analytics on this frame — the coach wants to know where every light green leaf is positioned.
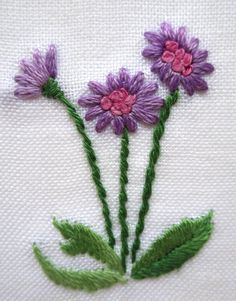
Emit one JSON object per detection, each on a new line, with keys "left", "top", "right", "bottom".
{"left": 131, "top": 211, "right": 213, "bottom": 279}
{"left": 53, "top": 218, "right": 123, "bottom": 274}
{"left": 33, "top": 244, "right": 126, "bottom": 292}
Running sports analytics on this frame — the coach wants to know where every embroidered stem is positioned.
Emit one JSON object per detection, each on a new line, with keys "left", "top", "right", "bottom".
{"left": 42, "top": 78, "right": 115, "bottom": 248}
{"left": 118, "top": 129, "right": 129, "bottom": 272}
{"left": 131, "top": 90, "right": 180, "bottom": 263}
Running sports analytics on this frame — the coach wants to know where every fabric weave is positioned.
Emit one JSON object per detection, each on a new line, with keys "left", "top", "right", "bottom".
{"left": 0, "top": 0, "right": 236, "bottom": 300}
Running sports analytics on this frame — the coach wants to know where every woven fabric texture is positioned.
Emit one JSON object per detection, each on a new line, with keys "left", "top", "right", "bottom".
{"left": 0, "top": 0, "right": 236, "bottom": 300}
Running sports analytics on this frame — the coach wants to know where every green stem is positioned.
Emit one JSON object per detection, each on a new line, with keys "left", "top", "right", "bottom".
{"left": 131, "top": 90, "right": 179, "bottom": 263}
{"left": 42, "top": 78, "right": 115, "bottom": 248}
{"left": 118, "top": 129, "right": 129, "bottom": 272}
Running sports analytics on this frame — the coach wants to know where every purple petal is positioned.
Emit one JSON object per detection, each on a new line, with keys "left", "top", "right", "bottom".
{"left": 166, "top": 74, "right": 181, "bottom": 91}
{"left": 192, "top": 50, "right": 208, "bottom": 63}
{"left": 132, "top": 107, "right": 158, "bottom": 124}
{"left": 14, "top": 74, "right": 40, "bottom": 87}
{"left": 78, "top": 94, "right": 101, "bottom": 107}
{"left": 20, "top": 59, "right": 46, "bottom": 86}
{"left": 32, "top": 50, "right": 50, "bottom": 83}
{"left": 85, "top": 106, "right": 104, "bottom": 121}
{"left": 181, "top": 75, "right": 208, "bottom": 95}
{"left": 32, "top": 50, "right": 45, "bottom": 68}
{"left": 136, "top": 82, "right": 158, "bottom": 97}
{"left": 14, "top": 86, "right": 41, "bottom": 99}
{"left": 181, "top": 77, "right": 195, "bottom": 96}
{"left": 192, "top": 63, "right": 214, "bottom": 75}
{"left": 45, "top": 44, "right": 57, "bottom": 78}
{"left": 135, "top": 96, "right": 164, "bottom": 110}
{"left": 111, "top": 117, "right": 125, "bottom": 135}
{"left": 142, "top": 45, "right": 163, "bottom": 58}
{"left": 191, "top": 76, "right": 208, "bottom": 91}
{"left": 160, "top": 22, "right": 176, "bottom": 40}
{"left": 187, "top": 37, "right": 199, "bottom": 52}
{"left": 88, "top": 81, "right": 109, "bottom": 96}
{"left": 176, "top": 26, "right": 187, "bottom": 48}
{"left": 106, "top": 73, "right": 120, "bottom": 92}
{"left": 159, "top": 63, "right": 171, "bottom": 81}
{"left": 123, "top": 114, "right": 137, "bottom": 132}
{"left": 20, "top": 59, "right": 37, "bottom": 75}
{"left": 144, "top": 31, "right": 166, "bottom": 46}
{"left": 95, "top": 111, "right": 113, "bottom": 132}
{"left": 129, "top": 72, "right": 145, "bottom": 94}
{"left": 118, "top": 68, "right": 131, "bottom": 90}
{"left": 151, "top": 59, "right": 164, "bottom": 74}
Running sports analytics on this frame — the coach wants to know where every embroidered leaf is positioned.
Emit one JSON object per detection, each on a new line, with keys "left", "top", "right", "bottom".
{"left": 33, "top": 244, "right": 126, "bottom": 291}
{"left": 131, "top": 211, "right": 213, "bottom": 279}
{"left": 53, "top": 218, "right": 123, "bottom": 274}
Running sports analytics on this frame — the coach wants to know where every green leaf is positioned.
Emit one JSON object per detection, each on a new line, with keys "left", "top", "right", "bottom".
{"left": 53, "top": 218, "right": 123, "bottom": 274}
{"left": 33, "top": 244, "right": 126, "bottom": 291}
{"left": 131, "top": 211, "right": 214, "bottom": 279}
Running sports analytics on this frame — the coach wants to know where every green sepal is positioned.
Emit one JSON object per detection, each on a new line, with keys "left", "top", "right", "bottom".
{"left": 53, "top": 218, "right": 124, "bottom": 274}
{"left": 33, "top": 244, "right": 126, "bottom": 292}
{"left": 131, "top": 211, "right": 214, "bottom": 279}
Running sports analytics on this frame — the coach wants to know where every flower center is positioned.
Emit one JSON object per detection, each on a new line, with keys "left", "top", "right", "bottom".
{"left": 161, "top": 40, "right": 193, "bottom": 76}
{"left": 100, "top": 88, "right": 136, "bottom": 116}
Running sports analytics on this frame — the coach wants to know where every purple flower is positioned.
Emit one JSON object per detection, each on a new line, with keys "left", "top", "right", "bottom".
{"left": 78, "top": 68, "right": 164, "bottom": 135}
{"left": 142, "top": 22, "right": 214, "bottom": 96}
{"left": 14, "top": 45, "right": 57, "bottom": 99}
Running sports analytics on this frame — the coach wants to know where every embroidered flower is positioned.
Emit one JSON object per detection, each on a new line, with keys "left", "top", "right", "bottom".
{"left": 78, "top": 68, "right": 164, "bottom": 135}
{"left": 14, "top": 45, "right": 57, "bottom": 99}
{"left": 142, "top": 22, "right": 214, "bottom": 95}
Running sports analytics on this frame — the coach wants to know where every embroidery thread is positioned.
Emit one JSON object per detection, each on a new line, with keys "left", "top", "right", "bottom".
{"left": 33, "top": 245, "right": 126, "bottom": 292}
{"left": 78, "top": 68, "right": 164, "bottom": 271}
{"left": 13, "top": 22, "right": 215, "bottom": 292}
{"left": 14, "top": 46, "right": 116, "bottom": 249}
{"left": 131, "top": 90, "right": 179, "bottom": 262}
{"left": 131, "top": 211, "right": 213, "bottom": 279}
{"left": 142, "top": 22, "right": 214, "bottom": 95}
{"left": 77, "top": 68, "right": 163, "bottom": 135}
{"left": 131, "top": 22, "right": 214, "bottom": 261}
{"left": 119, "top": 129, "right": 129, "bottom": 271}
{"left": 53, "top": 219, "right": 124, "bottom": 274}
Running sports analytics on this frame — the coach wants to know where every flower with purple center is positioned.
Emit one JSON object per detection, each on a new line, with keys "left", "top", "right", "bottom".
{"left": 78, "top": 68, "right": 164, "bottom": 135}
{"left": 142, "top": 22, "right": 214, "bottom": 95}
{"left": 14, "top": 45, "right": 57, "bottom": 99}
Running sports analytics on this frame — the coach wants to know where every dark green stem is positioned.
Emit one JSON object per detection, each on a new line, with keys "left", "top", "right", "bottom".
{"left": 118, "top": 129, "right": 129, "bottom": 272}
{"left": 42, "top": 78, "right": 116, "bottom": 248}
{"left": 131, "top": 90, "right": 179, "bottom": 263}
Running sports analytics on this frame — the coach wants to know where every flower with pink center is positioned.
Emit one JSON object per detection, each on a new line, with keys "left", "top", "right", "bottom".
{"left": 78, "top": 68, "right": 164, "bottom": 135}
{"left": 142, "top": 22, "right": 214, "bottom": 95}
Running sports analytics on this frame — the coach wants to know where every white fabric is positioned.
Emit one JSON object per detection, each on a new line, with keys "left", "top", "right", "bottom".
{"left": 0, "top": 0, "right": 236, "bottom": 300}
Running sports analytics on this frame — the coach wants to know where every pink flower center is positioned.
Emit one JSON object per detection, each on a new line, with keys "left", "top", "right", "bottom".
{"left": 161, "top": 40, "right": 193, "bottom": 76}
{"left": 100, "top": 88, "right": 136, "bottom": 116}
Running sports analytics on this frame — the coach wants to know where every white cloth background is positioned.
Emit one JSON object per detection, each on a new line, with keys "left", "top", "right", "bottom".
{"left": 0, "top": 0, "right": 236, "bottom": 300}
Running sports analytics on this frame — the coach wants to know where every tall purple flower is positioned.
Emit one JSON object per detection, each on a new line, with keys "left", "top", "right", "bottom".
{"left": 14, "top": 45, "right": 57, "bottom": 99}
{"left": 78, "top": 68, "right": 164, "bottom": 135}
{"left": 142, "top": 22, "right": 214, "bottom": 95}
